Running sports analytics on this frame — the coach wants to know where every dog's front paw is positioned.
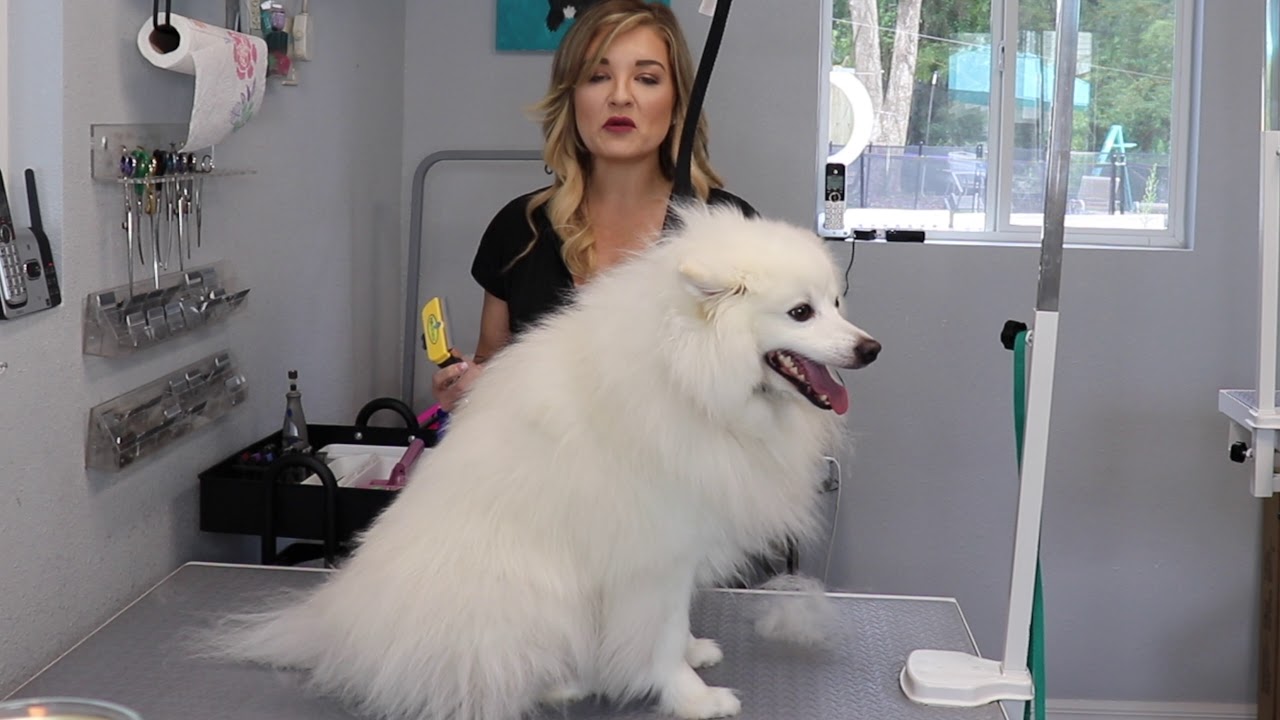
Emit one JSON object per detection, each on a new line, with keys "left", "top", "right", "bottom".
{"left": 685, "top": 637, "right": 724, "bottom": 668}
{"left": 667, "top": 686, "right": 741, "bottom": 719}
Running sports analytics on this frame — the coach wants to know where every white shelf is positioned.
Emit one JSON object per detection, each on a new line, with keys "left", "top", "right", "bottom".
{"left": 1219, "top": 389, "right": 1280, "bottom": 430}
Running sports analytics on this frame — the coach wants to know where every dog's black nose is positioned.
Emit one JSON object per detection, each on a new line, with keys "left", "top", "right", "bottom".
{"left": 855, "top": 339, "right": 881, "bottom": 366}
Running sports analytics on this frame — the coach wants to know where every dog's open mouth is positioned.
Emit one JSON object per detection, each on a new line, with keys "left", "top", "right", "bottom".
{"left": 765, "top": 350, "right": 849, "bottom": 415}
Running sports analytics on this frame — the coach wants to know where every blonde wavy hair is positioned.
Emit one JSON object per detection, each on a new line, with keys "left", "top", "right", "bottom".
{"left": 514, "top": 0, "right": 724, "bottom": 281}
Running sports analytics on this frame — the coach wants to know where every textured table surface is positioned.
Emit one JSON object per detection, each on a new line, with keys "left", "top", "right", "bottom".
{"left": 7, "top": 562, "right": 1006, "bottom": 719}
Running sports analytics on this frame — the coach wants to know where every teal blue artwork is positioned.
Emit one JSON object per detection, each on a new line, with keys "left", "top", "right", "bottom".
{"left": 496, "top": 0, "right": 671, "bottom": 52}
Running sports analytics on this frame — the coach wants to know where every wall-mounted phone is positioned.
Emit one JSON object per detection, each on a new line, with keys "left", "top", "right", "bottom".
{"left": 0, "top": 168, "right": 61, "bottom": 320}
{"left": 822, "top": 162, "right": 846, "bottom": 234}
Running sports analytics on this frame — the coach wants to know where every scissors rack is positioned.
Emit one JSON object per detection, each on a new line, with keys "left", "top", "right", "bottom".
{"left": 90, "top": 123, "right": 254, "bottom": 291}
{"left": 86, "top": 350, "right": 249, "bottom": 472}
{"left": 110, "top": 168, "right": 256, "bottom": 184}
{"left": 89, "top": 123, "right": 253, "bottom": 182}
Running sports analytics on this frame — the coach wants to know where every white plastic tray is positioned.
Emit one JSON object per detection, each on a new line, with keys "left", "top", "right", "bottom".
{"left": 301, "top": 444, "right": 414, "bottom": 490}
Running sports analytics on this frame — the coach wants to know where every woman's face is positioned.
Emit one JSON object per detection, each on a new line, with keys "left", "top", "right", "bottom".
{"left": 573, "top": 25, "right": 676, "bottom": 168}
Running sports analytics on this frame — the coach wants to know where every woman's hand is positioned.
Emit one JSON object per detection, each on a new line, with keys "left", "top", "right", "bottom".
{"left": 431, "top": 352, "right": 483, "bottom": 412}
{"left": 431, "top": 291, "right": 509, "bottom": 413}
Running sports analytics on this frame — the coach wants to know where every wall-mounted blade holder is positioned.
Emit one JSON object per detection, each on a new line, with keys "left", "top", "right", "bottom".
{"left": 86, "top": 350, "right": 249, "bottom": 472}
{"left": 83, "top": 262, "right": 250, "bottom": 357}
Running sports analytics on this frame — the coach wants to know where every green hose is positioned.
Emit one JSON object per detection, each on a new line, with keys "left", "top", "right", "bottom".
{"left": 1012, "top": 330, "right": 1046, "bottom": 720}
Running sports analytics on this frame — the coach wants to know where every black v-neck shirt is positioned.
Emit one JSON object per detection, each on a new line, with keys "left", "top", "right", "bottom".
{"left": 470, "top": 187, "right": 758, "bottom": 336}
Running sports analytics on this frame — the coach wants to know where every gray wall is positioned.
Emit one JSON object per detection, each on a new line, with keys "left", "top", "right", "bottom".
{"left": 0, "top": 0, "right": 405, "bottom": 692}
{"left": 400, "top": 0, "right": 1263, "bottom": 705}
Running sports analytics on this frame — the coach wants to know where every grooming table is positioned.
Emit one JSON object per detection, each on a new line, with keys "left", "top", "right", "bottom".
{"left": 5, "top": 563, "right": 1006, "bottom": 719}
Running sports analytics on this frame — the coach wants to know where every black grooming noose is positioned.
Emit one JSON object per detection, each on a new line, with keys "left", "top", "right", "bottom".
{"left": 151, "top": 0, "right": 181, "bottom": 53}
{"left": 152, "top": 0, "right": 171, "bottom": 29}
{"left": 672, "top": 0, "right": 733, "bottom": 202}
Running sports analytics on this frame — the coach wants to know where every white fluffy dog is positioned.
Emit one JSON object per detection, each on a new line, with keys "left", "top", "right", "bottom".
{"left": 202, "top": 203, "right": 880, "bottom": 720}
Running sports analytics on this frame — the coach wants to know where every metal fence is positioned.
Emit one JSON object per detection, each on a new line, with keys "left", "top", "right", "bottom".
{"left": 835, "top": 143, "right": 1170, "bottom": 217}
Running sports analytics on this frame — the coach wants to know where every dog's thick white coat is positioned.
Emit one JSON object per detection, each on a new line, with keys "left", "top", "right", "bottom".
{"left": 200, "top": 204, "right": 876, "bottom": 720}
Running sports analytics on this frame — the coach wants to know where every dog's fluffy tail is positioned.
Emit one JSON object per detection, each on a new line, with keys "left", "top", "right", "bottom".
{"left": 192, "top": 586, "right": 326, "bottom": 668}
{"left": 190, "top": 565, "right": 578, "bottom": 720}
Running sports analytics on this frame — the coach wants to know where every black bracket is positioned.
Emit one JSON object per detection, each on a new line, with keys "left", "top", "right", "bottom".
{"left": 1001, "top": 319, "right": 1029, "bottom": 351}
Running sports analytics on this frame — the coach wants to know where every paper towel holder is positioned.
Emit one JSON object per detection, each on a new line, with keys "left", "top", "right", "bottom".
{"left": 150, "top": 0, "right": 181, "bottom": 53}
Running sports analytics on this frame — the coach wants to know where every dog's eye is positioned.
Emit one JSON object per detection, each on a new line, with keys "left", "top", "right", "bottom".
{"left": 788, "top": 304, "right": 814, "bottom": 322}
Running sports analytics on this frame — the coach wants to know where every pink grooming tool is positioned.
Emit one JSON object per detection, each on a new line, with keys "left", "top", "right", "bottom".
{"left": 386, "top": 438, "right": 426, "bottom": 488}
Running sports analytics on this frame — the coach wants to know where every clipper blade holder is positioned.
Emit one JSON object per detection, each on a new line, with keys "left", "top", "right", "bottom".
{"left": 86, "top": 349, "right": 249, "bottom": 471}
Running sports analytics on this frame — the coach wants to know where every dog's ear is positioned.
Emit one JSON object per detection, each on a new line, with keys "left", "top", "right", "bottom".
{"left": 678, "top": 260, "right": 748, "bottom": 300}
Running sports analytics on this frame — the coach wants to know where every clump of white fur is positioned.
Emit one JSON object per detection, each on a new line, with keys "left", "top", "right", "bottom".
{"left": 192, "top": 203, "right": 875, "bottom": 720}
{"left": 752, "top": 574, "right": 839, "bottom": 648}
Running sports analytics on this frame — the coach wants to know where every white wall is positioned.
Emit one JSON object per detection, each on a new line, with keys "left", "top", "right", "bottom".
{"left": 0, "top": 0, "right": 406, "bottom": 692}
{"left": 0, "top": 0, "right": 9, "bottom": 179}
{"left": 400, "top": 0, "right": 1263, "bottom": 706}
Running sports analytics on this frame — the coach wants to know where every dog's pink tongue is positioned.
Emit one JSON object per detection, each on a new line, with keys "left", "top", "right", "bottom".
{"left": 798, "top": 357, "right": 849, "bottom": 415}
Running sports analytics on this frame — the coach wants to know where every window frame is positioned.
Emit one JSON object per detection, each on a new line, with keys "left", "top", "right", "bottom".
{"left": 814, "top": 0, "right": 1198, "bottom": 250}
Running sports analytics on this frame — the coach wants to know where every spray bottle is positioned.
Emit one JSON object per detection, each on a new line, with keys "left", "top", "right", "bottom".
{"left": 281, "top": 369, "right": 310, "bottom": 453}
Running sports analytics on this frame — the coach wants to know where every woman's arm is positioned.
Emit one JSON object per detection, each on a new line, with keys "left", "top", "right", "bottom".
{"left": 472, "top": 291, "right": 511, "bottom": 365}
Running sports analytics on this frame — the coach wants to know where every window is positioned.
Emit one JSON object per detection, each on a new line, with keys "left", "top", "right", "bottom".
{"left": 818, "top": 0, "right": 1194, "bottom": 248}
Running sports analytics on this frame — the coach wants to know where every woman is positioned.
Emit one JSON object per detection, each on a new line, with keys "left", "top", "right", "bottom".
{"left": 432, "top": 0, "right": 757, "bottom": 410}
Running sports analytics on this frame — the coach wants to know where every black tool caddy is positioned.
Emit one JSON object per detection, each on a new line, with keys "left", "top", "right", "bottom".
{"left": 197, "top": 397, "right": 438, "bottom": 568}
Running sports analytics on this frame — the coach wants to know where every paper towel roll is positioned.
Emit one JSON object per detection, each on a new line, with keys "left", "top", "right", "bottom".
{"left": 136, "top": 14, "right": 268, "bottom": 153}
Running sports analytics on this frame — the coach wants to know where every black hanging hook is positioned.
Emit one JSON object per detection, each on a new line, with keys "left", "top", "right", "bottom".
{"left": 152, "top": 0, "right": 172, "bottom": 29}
{"left": 150, "top": 0, "right": 181, "bottom": 53}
